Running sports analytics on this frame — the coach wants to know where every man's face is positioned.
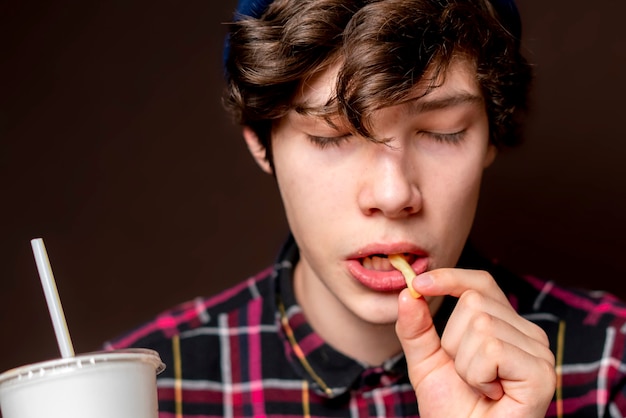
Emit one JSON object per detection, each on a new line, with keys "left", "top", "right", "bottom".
{"left": 248, "top": 59, "right": 495, "bottom": 327}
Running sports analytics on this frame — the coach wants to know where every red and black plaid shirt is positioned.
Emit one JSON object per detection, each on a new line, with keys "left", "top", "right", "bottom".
{"left": 107, "top": 236, "right": 626, "bottom": 417}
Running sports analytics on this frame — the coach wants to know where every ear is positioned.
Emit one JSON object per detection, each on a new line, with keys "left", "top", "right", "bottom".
{"left": 243, "top": 126, "right": 273, "bottom": 174}
{"left": 483, "top": 144, "right": 497, "bottom": 168}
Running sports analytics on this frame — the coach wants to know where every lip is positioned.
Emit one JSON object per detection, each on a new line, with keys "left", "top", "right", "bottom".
{"left": 346, "top": 243, "right": 429, "bottom": 293}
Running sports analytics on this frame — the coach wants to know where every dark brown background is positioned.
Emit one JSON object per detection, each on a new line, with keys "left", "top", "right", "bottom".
{"left": 1, "top": 1, "right": 625, "bottom": 375}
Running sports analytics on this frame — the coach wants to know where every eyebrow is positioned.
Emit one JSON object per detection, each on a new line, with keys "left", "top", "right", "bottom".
{"left": 407, "top": 92, "right": 484, "bottom": 114}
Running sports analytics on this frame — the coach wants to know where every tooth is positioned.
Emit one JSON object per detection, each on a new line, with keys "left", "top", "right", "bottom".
{"left": 378, "top": 256, "right": 389, "bottom": 271}
{"left": 362, "top": 257, "right": 372, "bottom": 269}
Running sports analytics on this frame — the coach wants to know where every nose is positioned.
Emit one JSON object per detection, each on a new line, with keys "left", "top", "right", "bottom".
{"left": 357, "top": 145, "right": 422, "bottom": 218}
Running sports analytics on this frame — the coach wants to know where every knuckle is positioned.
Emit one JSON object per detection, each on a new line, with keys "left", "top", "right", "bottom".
{"left": 519, "top": 317, "right": 551, "bottom": 347}
{"left": 475, "top": 269, "right": 494, "bottom": 282}
{"left": 470, "top": 311, "right": 495, "bottom": 334}
{"left": 530, "top": 323, "right": 551, "bottom": 347}
{"left": 536, "top": 357, "right": 557, "bottom": 396}
{"left": 481, "top": 336, "right": 505, "bottom": 357}
{"left": 542, "top": 348, "right": 557, "bottom": 369}
{"left": 459, "top": 289, "right": 485, "bottom": 311}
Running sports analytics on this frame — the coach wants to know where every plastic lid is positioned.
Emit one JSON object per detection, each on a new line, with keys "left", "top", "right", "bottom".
{"left": 0, "top": 349, "right": 166, "bottom": 386}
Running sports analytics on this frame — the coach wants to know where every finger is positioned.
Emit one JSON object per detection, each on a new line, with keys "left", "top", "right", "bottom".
{"left": 396, "top": 288, "right": 449, "bottom": 388}
{"left": 451, "top": 313, "right": 555, "bottom": 396}
{"left": 411, "top": 268, "right": 508, "bottom": 303}
{"left": 452, "top": 312, "right": 554, "bottom": 365}
{"left": 441, "top": 289, "right": 551, "bottom": 354}
{"left": 462, "top": 337, "right": 556, "bottom": 405}
{"left": 413, "top": 269, "right": 549, "bottom": 344}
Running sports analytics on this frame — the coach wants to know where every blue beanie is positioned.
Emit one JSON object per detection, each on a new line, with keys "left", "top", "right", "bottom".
{"left": 234, "top": 0, "right": 274, "bottom": 20}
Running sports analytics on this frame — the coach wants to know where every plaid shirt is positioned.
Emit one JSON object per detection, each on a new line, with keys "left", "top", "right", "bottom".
{"left": 106, "top": 236, "right": 626, "bottom": 417}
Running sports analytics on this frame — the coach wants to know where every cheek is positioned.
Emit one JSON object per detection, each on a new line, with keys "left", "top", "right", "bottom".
{"left": 274, "top": 141, "right": 354, "bottom": 210}
{"left": 274, "top": 151, "right": 342, "bottom": 227}
{"left": 426, "top": 156, "right": 486, "bottom": 223}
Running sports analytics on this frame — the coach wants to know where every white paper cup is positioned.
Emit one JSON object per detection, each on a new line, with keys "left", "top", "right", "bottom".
{"left": 0, "top": 349, "right": 165, "bottom": 418}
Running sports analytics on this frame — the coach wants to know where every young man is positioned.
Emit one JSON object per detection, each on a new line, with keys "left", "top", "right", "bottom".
{"left": 107, "top": 0, "right": 626, "bottom": 416}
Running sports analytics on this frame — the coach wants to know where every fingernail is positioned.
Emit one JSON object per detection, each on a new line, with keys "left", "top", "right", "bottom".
{"left": 415, "top": 273, "right": 433, "bottom": 287}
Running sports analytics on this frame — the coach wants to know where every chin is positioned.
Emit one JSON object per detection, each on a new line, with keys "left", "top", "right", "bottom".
{"left": 352, "top": 299, "right": 399, "bottom": 326}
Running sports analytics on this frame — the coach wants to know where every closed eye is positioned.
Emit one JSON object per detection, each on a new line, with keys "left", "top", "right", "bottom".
{"left": 307, "top": 134, "right": 352, "bottom": 149}
{"left": 419, "top": 130, "right": 466, "bottom": 144}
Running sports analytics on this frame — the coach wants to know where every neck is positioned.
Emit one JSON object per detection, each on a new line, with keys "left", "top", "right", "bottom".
{"left": 293, "top": 264, "right": 403, "bottom": 366}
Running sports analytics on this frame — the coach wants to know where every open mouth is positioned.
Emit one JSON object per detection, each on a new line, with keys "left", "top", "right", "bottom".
{"left": 360, "top": 253, "right": 418, "bottom": 271}
{"left": 347, "top": 251, "right": 428, "bottom": 293}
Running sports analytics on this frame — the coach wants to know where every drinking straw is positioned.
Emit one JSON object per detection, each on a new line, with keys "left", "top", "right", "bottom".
{"left": 30, "top": 238, "right": 75, "bottom": 358}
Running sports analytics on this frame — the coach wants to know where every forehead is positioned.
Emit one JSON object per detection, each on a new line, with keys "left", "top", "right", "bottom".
{"left": 292, "top": 58, "right": 481, "bottom": 112}
{"left": 293, "top": 63, "right": 342, "bottom": 110}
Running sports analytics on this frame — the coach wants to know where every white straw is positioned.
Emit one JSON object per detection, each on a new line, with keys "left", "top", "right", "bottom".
{"left": 31, "top": 238, "right": 75, "bottom": 358}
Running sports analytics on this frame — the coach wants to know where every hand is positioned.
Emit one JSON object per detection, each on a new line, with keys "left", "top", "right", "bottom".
{"left": 396, "top": 268, "right": 556, "bottom": 418}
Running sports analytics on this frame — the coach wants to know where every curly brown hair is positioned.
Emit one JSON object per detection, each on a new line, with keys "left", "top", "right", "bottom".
{"left": 223, "top": 0, "right": 532, "bottom": 165}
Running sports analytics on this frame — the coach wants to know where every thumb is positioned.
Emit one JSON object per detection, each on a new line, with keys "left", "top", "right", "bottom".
{"left": 396, "top": 289, "right": 449, "bottom": 388}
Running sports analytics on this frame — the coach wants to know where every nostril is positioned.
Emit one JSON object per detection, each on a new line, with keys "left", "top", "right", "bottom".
{"left": 403, "top": 205, "right": 419, "bottom": 215}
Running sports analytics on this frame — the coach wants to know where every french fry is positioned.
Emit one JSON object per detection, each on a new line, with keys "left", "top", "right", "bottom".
{"left": 388, "top": 254, "right": 421, "bottom": 299}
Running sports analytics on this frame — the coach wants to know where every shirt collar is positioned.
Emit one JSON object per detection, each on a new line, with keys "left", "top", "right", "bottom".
{"left": 273, "top": 236, "right": 366, "bottom": 397}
